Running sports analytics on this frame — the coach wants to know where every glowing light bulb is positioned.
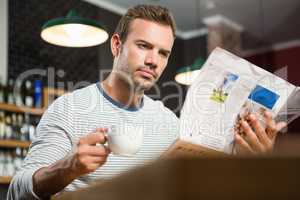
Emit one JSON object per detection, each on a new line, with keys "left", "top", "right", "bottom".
{"left": 63, "top": 24, "right": 85, "bottom": 41}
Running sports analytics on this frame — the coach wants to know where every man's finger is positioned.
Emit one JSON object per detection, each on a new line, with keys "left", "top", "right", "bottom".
{"left": 79, "top": 130, "right": 108, "bottom": 145}
{"left": 83, "top": 156, "right": 108, "bottom": 164}
{"left": 95, "top": 127, "right": 108, "bottom": 133}
{"left": 78, "top": 145, "right": 110, "bottom": 157}
{"left": 264, "top": 111, "right": 277, "bottom": 138}
{"left": 235, "top": 134, "right": 254, "bottom": 154}
{"left": 240, "top": 120, "right": 264, "bottom": 152}
{"left": 248, "top": 114, "right": 271, "bottom": 147}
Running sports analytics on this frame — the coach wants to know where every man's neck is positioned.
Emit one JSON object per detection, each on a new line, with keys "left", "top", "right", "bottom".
{"left": 102, "top": 74, "right": 144, "bottom": 108}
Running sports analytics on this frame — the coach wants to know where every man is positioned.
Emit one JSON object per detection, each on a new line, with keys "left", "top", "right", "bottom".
{"left": 7, "top": 4, "right": 285, "bottom": 199}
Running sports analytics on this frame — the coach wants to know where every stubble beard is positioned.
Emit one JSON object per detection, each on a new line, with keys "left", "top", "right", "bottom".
{"left": 116, "top": 63, "right": 155, "bottom": 93}
{"left": 133, "top": 75, "right": 155, "bottom": 92}
{"left": 115, "top": 48, "right": 156, "bottom": 93}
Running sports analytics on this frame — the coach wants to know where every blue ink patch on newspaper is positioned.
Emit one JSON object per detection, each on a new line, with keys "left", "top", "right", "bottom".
{"left": 248, "top": 85, "right": 279, "bottom": 110}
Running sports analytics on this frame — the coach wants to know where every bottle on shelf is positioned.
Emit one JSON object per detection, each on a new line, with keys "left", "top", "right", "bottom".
{"left": 15, "top": 80, "right": 23, "bottom": 107}
{"left": 0, "top": 111, "right": 39, "bottom": 142}
{"left": 4, "top": 149, "right": 15, "bottom": 176}
{"left": 14, "top": 147, "right": 23, "bottom": 172}
{"left": 24, "top": 80, "right": 34, "bottom": 108}
{"left": 29, "top": 123, "right": 36, "bottom": 142}
{"left": 0, "top": 77, "right": 4, "bottom": 103}
{"left": 5, "top": 114, "right": 12, "bottom": 140}
{"left": 20, "top": 114, "right": 30, "bottom": 141}
{"left": 17, "top": 114, "right": 24, "bottom": 141}
{"left": 22, "top": 148, "right": 28, "bottom": 158}
{"left": 0, "top": 111, "right": 5, "bottom": 139}
{"left": 0, "top": 147, "right": 29, "bottom": 177}
{"left": 11, "top": 113, "right": 19, "bottom": 140}
{"left": 6, "top": 79, "right": 15, "bottom": 105}
{"left": 0, "top": 150, "right": 4, "bottom": 176}
{"left": 34, "top": 80, "right": 42, "bottom": 108}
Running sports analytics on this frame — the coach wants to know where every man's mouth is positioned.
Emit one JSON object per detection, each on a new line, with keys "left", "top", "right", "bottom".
{"left": 136, "top": 68, "right": 156, "bottom": 79}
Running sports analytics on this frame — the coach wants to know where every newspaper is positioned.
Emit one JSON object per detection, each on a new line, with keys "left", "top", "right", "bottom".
{"left": 179, "top": 47, "right": 300, "bottom": 154}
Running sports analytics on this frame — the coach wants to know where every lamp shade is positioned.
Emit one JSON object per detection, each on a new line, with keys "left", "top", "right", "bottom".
{"left": 175, "top": 57, "right": 205, "bottom": 85}
{"left": 41, "top": 10, "right": 109, "bottom": 47}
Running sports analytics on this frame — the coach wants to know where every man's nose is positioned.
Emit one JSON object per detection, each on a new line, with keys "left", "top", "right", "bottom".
{"left": 144, "top": 51, "right": 158, "bottom": 69}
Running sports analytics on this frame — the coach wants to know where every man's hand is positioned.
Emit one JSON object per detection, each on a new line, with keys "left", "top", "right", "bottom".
{"left": 234, "top": 112, "right": 286, "bottom": 154}
{"left": 33, "top": 128, "right": 110, "bottom": 198}
{"left": 70, "top": 128, "right": 111, "bottom": 176}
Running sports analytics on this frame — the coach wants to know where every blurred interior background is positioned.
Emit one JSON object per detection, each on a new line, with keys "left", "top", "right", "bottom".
{"left": 0, "top": 0, "right": 299, "bottom": 198}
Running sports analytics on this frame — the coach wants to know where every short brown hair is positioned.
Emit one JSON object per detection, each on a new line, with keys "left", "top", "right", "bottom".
{"left": 114, "top": 4, "right": 176, "bottom": 42}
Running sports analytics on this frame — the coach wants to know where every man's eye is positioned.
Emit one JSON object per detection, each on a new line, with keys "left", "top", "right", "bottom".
{"left": 160, "top": 52, "right": 168, "bottom": 58}
{"left": 138, "top": 43, "right": 148, "bottom": 49}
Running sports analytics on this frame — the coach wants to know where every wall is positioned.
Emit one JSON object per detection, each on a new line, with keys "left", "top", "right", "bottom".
{"left": 0, "top": 0, "right": 8, "bottom": 84}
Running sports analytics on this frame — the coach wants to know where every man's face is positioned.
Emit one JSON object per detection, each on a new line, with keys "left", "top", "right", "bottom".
{"left": 112, "top": 19, "right": 174, "bottom": 91}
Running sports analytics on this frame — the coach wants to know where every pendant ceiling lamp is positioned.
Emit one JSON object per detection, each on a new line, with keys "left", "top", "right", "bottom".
{"left": 175, "top": 57, "right": 205, "bottom": 85}
{"left": 41, "top": 10, "right": 109, "bottom": 47}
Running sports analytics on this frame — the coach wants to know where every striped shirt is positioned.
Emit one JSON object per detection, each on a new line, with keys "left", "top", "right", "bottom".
{"left": 7, "top": 83, "right": 179, "bottom": 199}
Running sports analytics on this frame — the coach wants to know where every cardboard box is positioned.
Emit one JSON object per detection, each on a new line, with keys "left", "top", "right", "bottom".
{"left": 55, "top": 157, "right": 300, "bottom": 200}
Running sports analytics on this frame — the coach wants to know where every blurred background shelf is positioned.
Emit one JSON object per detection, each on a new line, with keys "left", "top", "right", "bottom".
{"left": 0, "top": 103, "right": 44, "bottom": 116}
{"left": 0, "top": 140, "right": 31, "bottom": 148}
{"left": 0, "top": 176, "right": 12, "bottom": 185}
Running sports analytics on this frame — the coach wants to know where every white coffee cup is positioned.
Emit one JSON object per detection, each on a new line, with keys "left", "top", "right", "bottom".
{"left": 107, "top": 123, "right": 143, "bottom": 156}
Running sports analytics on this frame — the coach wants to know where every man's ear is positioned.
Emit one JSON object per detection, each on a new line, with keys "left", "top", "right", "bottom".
{"left": 111, "top": 34, "right": 122, "bottom": 57}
